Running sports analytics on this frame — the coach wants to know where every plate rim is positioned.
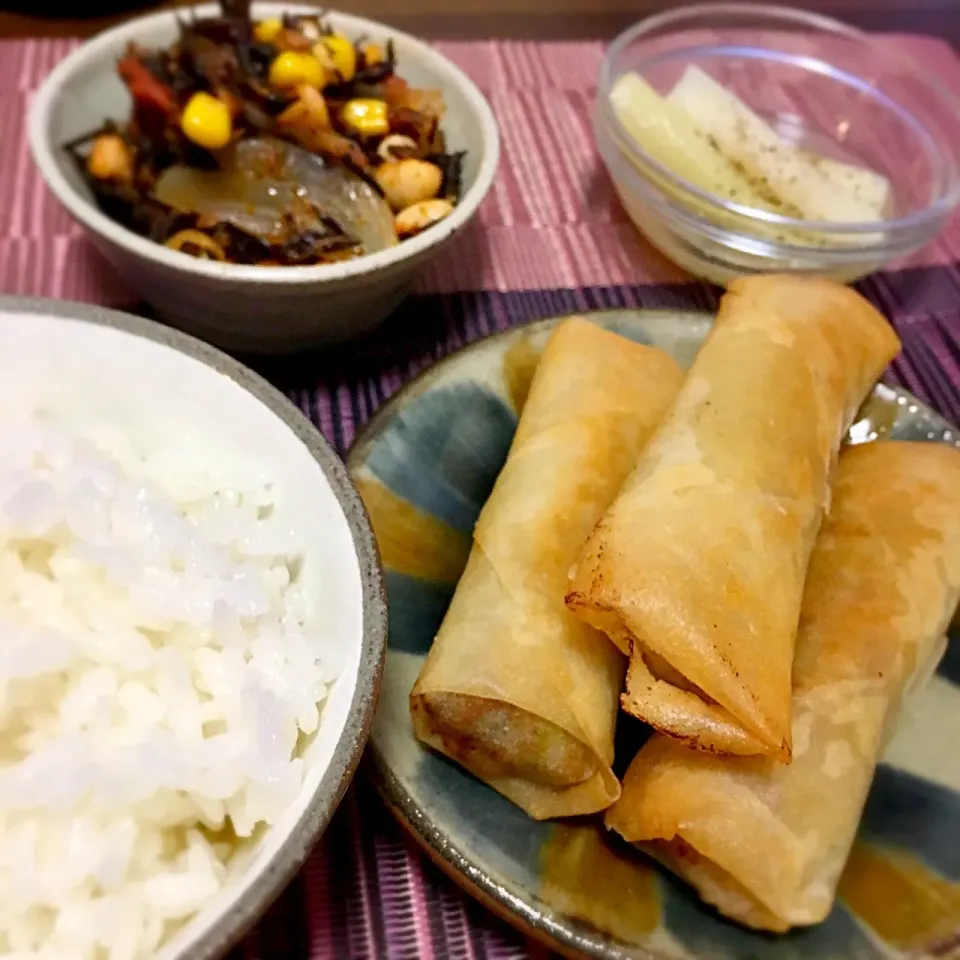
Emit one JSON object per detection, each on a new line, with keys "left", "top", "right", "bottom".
{"left": 346, "top": 307, "right": 956, "bottom": 960}
{"left": 347, "top": 308, "right": 714, "bottom": 471}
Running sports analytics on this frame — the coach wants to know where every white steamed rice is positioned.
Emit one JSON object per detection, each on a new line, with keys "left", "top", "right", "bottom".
{"left": 0, "top": 413, "right": 336, "bottom": 959}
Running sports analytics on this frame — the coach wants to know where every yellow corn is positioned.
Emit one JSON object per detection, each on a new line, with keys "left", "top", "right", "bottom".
{"left": 340, "top": 98, "right": 389, "bottom": 137}
{"left": 253, "top": 18, "right": 283, "bottom": 43}
{"left": 180, "top": 92, "right": 232, "bottom": 150}
{"left": 316, "top": 34, "right": 357, "bottom": 82}
{"left": 269, "top": 51, "right": 326, "bottom": 89}
{"left": 363, "top": 43, "right": 384, "bottom": 67}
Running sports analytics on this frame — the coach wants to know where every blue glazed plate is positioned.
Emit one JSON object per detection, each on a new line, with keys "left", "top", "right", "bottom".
{"left": 346, "top": 310, "right": 960, "bottom": 960}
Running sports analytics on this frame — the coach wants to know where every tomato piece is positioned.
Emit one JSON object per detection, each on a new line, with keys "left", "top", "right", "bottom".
{"left": 380, "top": 74, "right": 410, "bottom": 107}
{"left": 117, "top": 54, "right": 175, "bottom": 114}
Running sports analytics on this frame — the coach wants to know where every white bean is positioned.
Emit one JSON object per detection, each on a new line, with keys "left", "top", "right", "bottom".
{"left": 376, "top": 134, "right": 419, "bottom": 162}
{"left": 375, "top": 159, "right": 443, "bottom": 212}
{"left": 394, "top": 199, "right": 455, "bottom": 238}
{"left": 87, "top": 134, "right": 133, "bottom": 182}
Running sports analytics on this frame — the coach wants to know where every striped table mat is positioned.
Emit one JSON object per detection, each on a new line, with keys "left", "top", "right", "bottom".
{"left": 5, "top": 32, "right": 960, "bottom": 960}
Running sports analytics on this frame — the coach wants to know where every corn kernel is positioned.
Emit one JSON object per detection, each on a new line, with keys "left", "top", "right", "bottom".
{"left": 316, "top": 34, "right": 357, "bottom": 82}
{"left": 363, "top": 42, "right": 384, "bottom": 67}
{"left": 180, "top": 92, "right": 233, "bottom": 150}
{"left": 339, "top": 98, "right": 389, "bottom": 137}
{"left": 268, "top": 50, "right": 325, "bottom": 89}
{"left": 253, "top": 18, "right": 283, "bottom": 43}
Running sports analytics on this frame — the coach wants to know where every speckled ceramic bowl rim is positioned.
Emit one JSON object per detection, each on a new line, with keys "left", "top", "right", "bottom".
{"left": 0, "top": 294, "right": 388, "bottom": 960}
{"left": 346, "top": 308, "right": 958, "bottom": 960}
{"left": 27, "top": 2, "right": 501, "bottom": 286}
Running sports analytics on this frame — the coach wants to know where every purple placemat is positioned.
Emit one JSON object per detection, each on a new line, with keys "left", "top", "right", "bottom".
{"left": 3, "top": 33, "right": 960, "bottom": 960}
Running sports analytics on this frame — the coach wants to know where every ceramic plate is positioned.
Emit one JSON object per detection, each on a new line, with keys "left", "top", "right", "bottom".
{"left": 347, "top": 309, "right": 960, "bottom": 960}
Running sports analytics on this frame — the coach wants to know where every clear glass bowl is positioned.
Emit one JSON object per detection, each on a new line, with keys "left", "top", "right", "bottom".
{"left": 595, "top": 3, "right": 960, "bottom": 286}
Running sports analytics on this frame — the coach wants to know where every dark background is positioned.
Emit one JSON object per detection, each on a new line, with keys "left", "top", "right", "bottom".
{"left": 1, "top": 0, "right": 959, "bottom": 41}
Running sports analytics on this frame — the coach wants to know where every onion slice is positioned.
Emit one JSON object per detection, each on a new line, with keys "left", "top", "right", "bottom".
{"left": 153, "top": 137, "right": 397, "bottom": 255}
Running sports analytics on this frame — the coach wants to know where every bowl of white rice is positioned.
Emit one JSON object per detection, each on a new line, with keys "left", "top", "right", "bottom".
{"left": 0, "top": 297, "right": 386, "bottom": 960}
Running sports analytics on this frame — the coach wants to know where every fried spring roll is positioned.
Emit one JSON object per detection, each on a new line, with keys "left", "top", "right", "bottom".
{"left": 606, "top": 441, "right": 960, "bottom": 931}
{"left": 567, "top": 276, "right": 900, "bottom": 758}
{"left": 410, "top": 318, "right": 684, "bottom": 819}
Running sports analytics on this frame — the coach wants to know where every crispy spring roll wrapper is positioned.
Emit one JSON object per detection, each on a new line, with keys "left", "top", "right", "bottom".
{"left": 606, "top": 441, "right": 960, "bottom": 932}
{"left": 567, "top": 276, "right": 900, "bottom": 759}
{"left": 410, "top": 318, "right": 684, "bottom": 819}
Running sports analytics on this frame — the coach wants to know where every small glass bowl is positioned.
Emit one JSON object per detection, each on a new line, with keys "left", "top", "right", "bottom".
{"left": 595, "top": 3, "right": 960, "bottom": 286}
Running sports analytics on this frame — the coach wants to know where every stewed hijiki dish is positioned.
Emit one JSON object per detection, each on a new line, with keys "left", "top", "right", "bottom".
{"left": 68, "top": 1, "right": 465, "bottom": 266}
